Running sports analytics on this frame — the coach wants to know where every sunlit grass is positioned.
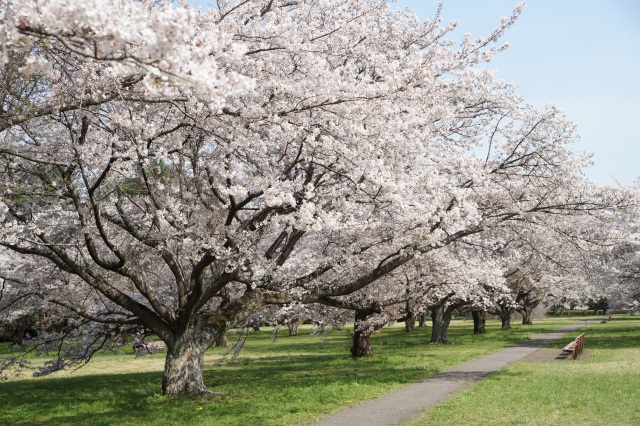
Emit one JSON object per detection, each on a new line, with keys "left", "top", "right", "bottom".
{"left": 0, "top": 316, "right": 585, "bottom": 425}
{"left": 410, "top": 317, "right": 640, "bottom": 426}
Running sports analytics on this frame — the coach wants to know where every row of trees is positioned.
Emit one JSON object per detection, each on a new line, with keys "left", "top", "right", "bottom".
{"left": 0, "top": 0, "right": 637, "bottom": 396}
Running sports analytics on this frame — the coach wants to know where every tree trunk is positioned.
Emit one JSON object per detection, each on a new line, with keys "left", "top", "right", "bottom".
{"left": 472, "top": 309, "right": 486, "bottom": 335}
{"left": 517, "top": 300, "right": 539, "bottom": 325}
{"left": 405, "top": 303, "right": 416, "bottom": 332}
{"left": 404, "top": 311, "right": 416, "bottom": 333}
{"left": 120, "top": 330, "right": 129, "bottom": 346}
{"left": 215, "top": 331, "right": 228, "bottom": 347}
{"left": 287, "top": 319, "right": 301, "bottom": 337}
{"left": 430, "top": 304, "right": 453, "bottom": 344}
{"left": 501, "top": 312, "right": 512, "bottom": 330}
{"left": 520, "top": 308, "right": 533, "bottom": 325}
{"left": 10, "top": 315, "right": 32, "bottom": 346}
{"left": 405, "top": 315, "right": 416, "bottom": 332}
{"left": 214, "top": 322, "right": 229, "bottom": 347}
{"left": 162, "top": 319, "right": 216, "bottom": 396}
{"left": 418, "top": 312, "right": 427, "bottom": 327}
{"left": 351, "top": 309, "right": 381, "bottom": 357}
{"left": 351, "top": 328, "right": 373, "bottom": 357}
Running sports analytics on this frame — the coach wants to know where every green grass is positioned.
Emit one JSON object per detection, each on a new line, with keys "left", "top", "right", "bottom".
{"left": 410, "top": 317, "right": 640, "bottom": 426}
{"left": 0, "top": 317, "right": 584, "bottom": 425}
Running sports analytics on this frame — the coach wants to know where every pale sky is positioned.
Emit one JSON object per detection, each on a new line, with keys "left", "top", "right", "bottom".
{"left": 393, "top": 1, "right": 640, "bottom": 185}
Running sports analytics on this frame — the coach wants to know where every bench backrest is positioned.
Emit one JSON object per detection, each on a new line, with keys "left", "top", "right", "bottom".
{"left": 574, "top": 333, "right": 585, "bottom": 358}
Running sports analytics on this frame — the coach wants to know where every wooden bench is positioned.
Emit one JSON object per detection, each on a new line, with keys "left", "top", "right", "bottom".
{"left": 562, "top": 333, "right": 585, "bottom": 359}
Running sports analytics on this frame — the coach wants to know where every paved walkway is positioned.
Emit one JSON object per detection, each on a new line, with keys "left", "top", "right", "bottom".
{"left": 314, "top": 322, "right": 585, "bottom": 426}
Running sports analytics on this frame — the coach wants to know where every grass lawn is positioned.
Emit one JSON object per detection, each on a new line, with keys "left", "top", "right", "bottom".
{"left": 0, "top": 317, "right": 584, "bottom": 425}
{"left": 410, "top": 316, "right": 640, "bottom": 426}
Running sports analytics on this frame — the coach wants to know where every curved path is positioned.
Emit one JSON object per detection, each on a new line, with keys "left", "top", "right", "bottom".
{"left": 313, "top": 322, "right": 585, "bottom": 426}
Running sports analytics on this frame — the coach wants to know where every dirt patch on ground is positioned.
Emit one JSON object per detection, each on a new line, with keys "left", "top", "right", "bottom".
{"left": 520, "top": 348, "right": 592, "bottom": 362}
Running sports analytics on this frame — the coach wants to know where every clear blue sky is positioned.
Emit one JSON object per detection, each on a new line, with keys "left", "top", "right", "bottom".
{"left": 189, "top": 0, "right": 639, "bottom": 185}
{"left": 393, "top": 1, "right": 640, "bottom": 185}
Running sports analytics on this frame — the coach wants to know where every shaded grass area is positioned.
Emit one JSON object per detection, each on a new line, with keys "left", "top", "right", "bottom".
{"left": 0, "top": 317, "right": 581, "bottom": 426}
{"left": 410, "top": 317, "right": 640, "bottom": 426}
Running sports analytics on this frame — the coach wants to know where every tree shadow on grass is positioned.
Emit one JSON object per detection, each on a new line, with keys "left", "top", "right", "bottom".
{"left": 0, "top": 352, "right": 442, "bottom": 426}
{"left": 0, "top": 370, "right": 166, "bottom": 426}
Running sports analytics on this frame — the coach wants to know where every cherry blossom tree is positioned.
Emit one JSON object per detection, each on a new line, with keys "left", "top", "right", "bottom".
{"left": 0, "top": 250, "right": 42, "bottom": 346}
{"left": 596, "top": 190, "right": 640, "bottom": 313}
{"left": 492, "top": 206, "right": 622, "bottom": 326}
{"left": 414, "top": 248, "right": 506, "bottom": 343}
{"left": 0, "top": 0, "right": 624, "bottom": 396}
{"left": 1, "top": 0, "right": 254, "bottom": 394}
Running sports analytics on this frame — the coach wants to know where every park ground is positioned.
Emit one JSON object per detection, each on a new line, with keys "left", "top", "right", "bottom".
{"left": 1, "top": 316, "right": 639, "bottom": 425}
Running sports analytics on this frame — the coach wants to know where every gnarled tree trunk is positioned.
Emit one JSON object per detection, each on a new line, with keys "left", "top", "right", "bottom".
{"left": 519, "top": 307, "right": 533, "bottom": 325}
{"left": 405, "top": 315, "right": 416, "bottom": 332}
{"left": 491, "top": 303, "right": 515, "bottom": 331}
{"left": 10, "top": 315, "right": 33, "bottom": 346}
{"left": 214, "top": 321, "right": 229, "bottom": 347}
{"left": 472, "top": 309, "right": 486, "bottom": 335}
{"left": 517, "top": 300, "right": 540, "bottom": 325}
{"left": 162, "top": 319, "right": 216, "bottom": 396}
{"left": 418, "top": 311, "right": 427, "bottom": 327}
{"left": 351, "top": 309, "right": 382, "bottom": 357}
{"left": 500, "top": 311, "right": 513, "bottom": 330}
{"left": 287, "top": 318, "right": 303, "bottom": 336}
{"left": 120, "top": 330, "right": 129, "bottom": 346}
{"left": 215, "top": 331, "right": 228, "bottom": 347}
{"left": 430, "top": 304, "right": 454, "bottom": 344}
{"left": 405, "top": 301, "right": 416, "bottom": 332}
